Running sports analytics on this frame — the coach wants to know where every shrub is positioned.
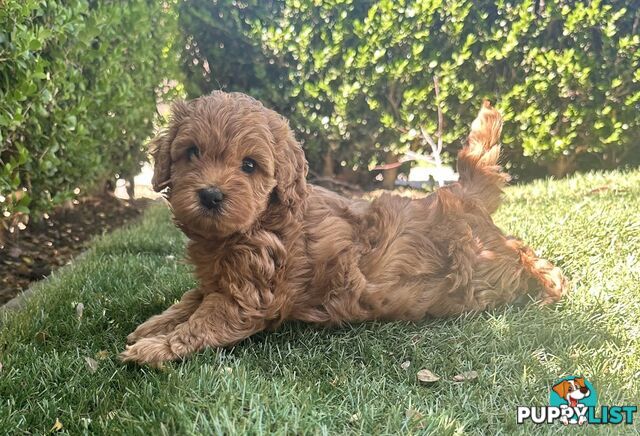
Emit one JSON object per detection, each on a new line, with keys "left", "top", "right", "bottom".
{"left": 177, "top": 0, "right": 639, "bottom": 183}
{"left": 0, "top": 0, "right": 175, "bottom": 230}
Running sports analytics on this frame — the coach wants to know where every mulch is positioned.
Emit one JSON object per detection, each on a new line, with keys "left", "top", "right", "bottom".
{"left": 0, "top": 195, "right": 150, "bottom": 305}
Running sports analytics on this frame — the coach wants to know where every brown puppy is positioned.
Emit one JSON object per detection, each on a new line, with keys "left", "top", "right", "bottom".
{"left": 120, "top": 92, "right": 567, "bottom": 364}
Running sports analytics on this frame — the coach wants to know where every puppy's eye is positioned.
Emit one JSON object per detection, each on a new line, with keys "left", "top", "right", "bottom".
{"left": 187, "top": 145, "right": 200, "bottom": 160}
{"left": 241, "top": 158, "right": 257, "bottom": 174}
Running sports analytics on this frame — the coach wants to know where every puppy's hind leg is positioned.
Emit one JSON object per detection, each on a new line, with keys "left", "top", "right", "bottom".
{"left": 126, "top": 288, "right": 203, "bottom": 344}
{"left": 507, "top": 238, "right": 568, "bottom": 305}
{"left": 471, "top": 236, "right": 568, "bottom": 309}
{"left": 439, "top": 234, "right": 568, "bottom": 314}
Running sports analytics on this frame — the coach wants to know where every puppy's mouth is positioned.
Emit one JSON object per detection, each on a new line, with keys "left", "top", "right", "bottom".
{"left": 194, "top": 199, "right": 228, "bottom": 225}
{"left": 178, "top": 206, "right": 230, "bottom": 241}
{"left": 189, "top": 195, "right": 249, "bottom": 238}
{"left": 197, "top": 203, "right": 224, "bottom": 216}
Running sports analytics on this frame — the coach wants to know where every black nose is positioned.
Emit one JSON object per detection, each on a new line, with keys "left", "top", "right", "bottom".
{"left": 198, "top": 186, "right": 224, "bottom": 210}
{"left": 580, "top": 387, "right": 589, "bottom": 394}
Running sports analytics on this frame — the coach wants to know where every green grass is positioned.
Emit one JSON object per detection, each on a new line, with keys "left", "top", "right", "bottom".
{"left": 1, "top": 170, "right": 639, "bottom": 435}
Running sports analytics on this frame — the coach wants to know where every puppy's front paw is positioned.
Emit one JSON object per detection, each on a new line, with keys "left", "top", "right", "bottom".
{"left": 126, "top": 321, "right": 170, "bottom": 345}
{"left": 119, "top": 335, "right": 179, "bottom": 365}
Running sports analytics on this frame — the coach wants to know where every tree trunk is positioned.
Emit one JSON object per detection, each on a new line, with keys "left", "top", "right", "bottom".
{"left": 547, "top": 155, "right": 576, "bottom": 178}
{"left": 382, "top": 151, "right": 398, "bottom": 190}
{"left": 322, "top": 147, "right": 335, "bottom": 178}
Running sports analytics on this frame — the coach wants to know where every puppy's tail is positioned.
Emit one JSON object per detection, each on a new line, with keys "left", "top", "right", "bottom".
{"left": 456, "top": 101, "right": 509, "bottom": 215}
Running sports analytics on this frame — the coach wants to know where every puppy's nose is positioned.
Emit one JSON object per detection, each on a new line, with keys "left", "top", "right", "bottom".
{"left": 580, "top": 387, "right": 589, "bottom": 394}
{"left": 198, "top": 186, "right": 224, "bottom": 210}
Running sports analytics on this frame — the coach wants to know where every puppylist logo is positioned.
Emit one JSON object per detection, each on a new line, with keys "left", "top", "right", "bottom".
{"left": 517, "top": 376, "right": 637, "bottom": 426}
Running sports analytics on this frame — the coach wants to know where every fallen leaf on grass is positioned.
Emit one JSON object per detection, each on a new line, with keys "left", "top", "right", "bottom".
{"left": 95, "top": 350, "right": 110, "bottom": 360}
{"left": 405, "top": 407, "right": 424, "bottom": 421}
{"left": 405, "top": 407, "right": 426, "bottom": 429}
{"left": 75, "top": 302, "right": 84, "bottom": 319}
{"left": 84, "top": 357, "right": 99, "bottom": 373}
{"left": 452, "top": 370, "right": 478, "bottom": 382}
{"left": 587, "top": 185, "right": 627, "bottom": 195}
{"left": 400, "top": 360, "right": 411, "bottom": 370}
{"left": 50, "top": 418, "right": 63, "bottom": 432}
{"left": 417, "top": 369, "right": 440, "bottom": 384}
{"left": 349, "top": 413, "right": 360, "bottom": 423}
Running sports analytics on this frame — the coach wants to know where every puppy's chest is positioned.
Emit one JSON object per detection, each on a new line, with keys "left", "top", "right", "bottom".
{"left": 188, "top": 234, "right": 286, "bottom": 290}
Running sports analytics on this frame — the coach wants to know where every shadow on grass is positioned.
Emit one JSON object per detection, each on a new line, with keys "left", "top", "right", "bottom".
{"left": 111, "top": 299, "right": 621, "bottom": 384}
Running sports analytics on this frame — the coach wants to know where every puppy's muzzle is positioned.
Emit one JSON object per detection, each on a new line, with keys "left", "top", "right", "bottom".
{"left": 198, "top": 186, "right": 224, "bottom": 211}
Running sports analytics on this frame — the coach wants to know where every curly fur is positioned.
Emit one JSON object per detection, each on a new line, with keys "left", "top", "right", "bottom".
{"left": 121, "top": 92, "right": 567, "bottom": 364}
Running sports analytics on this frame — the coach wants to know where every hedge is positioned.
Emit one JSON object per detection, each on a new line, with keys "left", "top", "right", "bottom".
{"left": 179, "top": 0, "right": 640, "bottom": 183}
{"left": 0, "top": 0, "right": 175, "bottom": 230}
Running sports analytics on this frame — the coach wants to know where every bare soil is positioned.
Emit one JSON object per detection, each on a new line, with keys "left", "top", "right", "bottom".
{"left": 0, "top": 195, "right": 150, "bottom": 305}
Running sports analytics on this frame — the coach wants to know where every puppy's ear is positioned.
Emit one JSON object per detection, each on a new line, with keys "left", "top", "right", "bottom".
{"left": 552, "top": 380, "right": 570, "bottom": 399}
{"left": 267, "top": 112, "right": 308, "bottom": 209}
{"left": 574, "top": 377, "right": 585, "bottom": 388}
{"left": 150, "top": 100, "right": 191, "bottom": 192}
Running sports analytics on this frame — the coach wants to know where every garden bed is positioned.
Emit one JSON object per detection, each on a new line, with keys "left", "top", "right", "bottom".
{"left": 0, "top": 196, "right": 150, "bottom": 305}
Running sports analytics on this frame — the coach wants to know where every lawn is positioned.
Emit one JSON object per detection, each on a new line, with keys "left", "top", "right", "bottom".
{"left": 1, "top": 170, "right": 639, "bottom": 435}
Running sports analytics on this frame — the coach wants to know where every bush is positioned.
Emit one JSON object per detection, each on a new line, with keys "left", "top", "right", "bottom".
{"left": 0, "top": 0, "right": 175, "bottom": 230}
{"left": 177, "top": 0, "right": 640, "bottom": 183}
